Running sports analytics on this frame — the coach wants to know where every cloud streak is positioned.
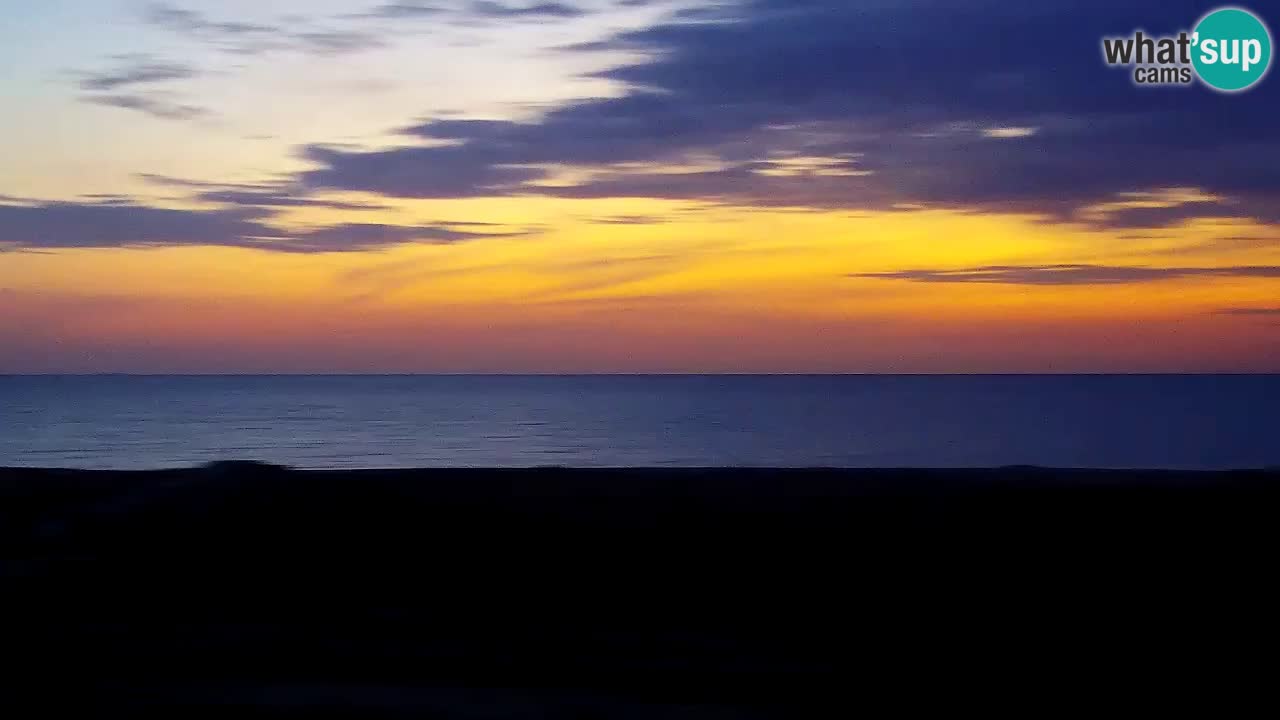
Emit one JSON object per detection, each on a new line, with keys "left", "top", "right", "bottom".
{"left": 1213, "top": 307, "right": 1280, "bottom": 316}
{"left": 0, "top": 199, "right": 531, "bottom": 254}
{"left": 468, "top": 2, "right": 588, "bottom": 20}
{"left": 139, "top": 175, "right": 390, "bottom": 210}
{"left": 76, "top": 55, "right": 210, "bottom": 121}
{"left": 361, "top": 3, "right": 446, "bottom": 19}
{"left": 78, "top": 57, "right": 198, "bottom": 91}
{"left": 83, "top": 93, "right": 211, "bottom": 121}
{"left": 850, "top": 264, "right": 1280, "bottom": 286}
{"left": 144, "top": 3, "right": 385, "bottom": 56}
{"left": 361, "top": 1, "right": 590, "bottom": 22}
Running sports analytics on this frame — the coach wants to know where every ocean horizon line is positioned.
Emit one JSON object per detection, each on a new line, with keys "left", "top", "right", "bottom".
{"left": 3, "top": 372, "right": 1279, "bottom": 378}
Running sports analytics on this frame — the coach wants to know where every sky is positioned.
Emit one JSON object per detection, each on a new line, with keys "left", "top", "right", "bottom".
{"left": 1, "top": 0, "right": 1278, "bottom": 373}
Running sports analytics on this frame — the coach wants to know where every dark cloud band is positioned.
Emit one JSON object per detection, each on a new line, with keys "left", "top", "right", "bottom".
{"left": 298, "top": 0, "right": 1280, "bottom": 229}
{"left": 0, "top": 200, "right": 530, "bottom": 254}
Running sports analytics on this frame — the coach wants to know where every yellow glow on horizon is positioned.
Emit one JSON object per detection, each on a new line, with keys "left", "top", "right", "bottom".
{"left": 4, "top": 197, "right": 1278, "bottom": 372}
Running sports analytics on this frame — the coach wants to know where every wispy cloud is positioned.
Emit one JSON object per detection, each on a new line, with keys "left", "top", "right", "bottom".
{"left": 138, "top": 172, "right": 389, "bottom": 208}
{"left": 587, "top": 214, "right": 670, "bottom": 225}
{"left": 849, "top": 264, "right": 1280, "bottom": 286}
{"left": 358, "top": 1, "right": 442, "bottom": 18}
{"left": 294, "top": 30, "right": 387, "bottom": 54}
{"left": 0, "top": 198, "right": 533, "bottom": 254}
{"left": 196, "top": 189, "right": 387, "bottom": 211}
{"left": 468, "top": 2, "right": 588, "bottom": 20}
{"left": 145, "top": 3, "right": 278, "bottom": 37}
{"left": 249, "top": 222, "right": 533, "bottom": 253}
{"left": 78, "top": 57, "right": 198, "bottom": 91}
{"left": 138, "top": 175, "right": 387, "bottom": 210}
{"left": 75, "top": 54, "right": 210, "bottom": 121}
{"left": 1213, "top": 307, "right": 1280, "bottom": 316}
{"left": 356, "top": 0, "right": 592, "bottom": 25}
{"left": 359, "top": 3, "right": 446, "bottom": 20}
{"left": 83, "top": 93, "right": 211, "bottom": 122}
{"left": 144, "top": 3, "right": 385, "bottom": 56}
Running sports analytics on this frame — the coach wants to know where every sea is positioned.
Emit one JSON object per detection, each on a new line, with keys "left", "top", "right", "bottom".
{"left": 1, "top": 375, "right": 1276, "bottom": 470}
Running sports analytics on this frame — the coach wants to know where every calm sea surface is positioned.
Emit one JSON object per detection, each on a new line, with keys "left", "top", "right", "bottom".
{"left": 1, "top": 375, "right": 1276, "bottom": 470}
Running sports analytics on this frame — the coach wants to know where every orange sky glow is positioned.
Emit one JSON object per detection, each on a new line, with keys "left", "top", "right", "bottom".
{"left": 2, "top": 1, "right": 1277, "bottom": 372}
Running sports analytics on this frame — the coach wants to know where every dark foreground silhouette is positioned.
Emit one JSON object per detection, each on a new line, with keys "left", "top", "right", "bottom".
{"left": 3, "top": 463, "right": 1278, "bottom": 715}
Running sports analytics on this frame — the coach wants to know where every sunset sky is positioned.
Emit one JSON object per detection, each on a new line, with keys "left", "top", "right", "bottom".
{"left": 2, "top": 0, "right": 1278, "bottom": 373}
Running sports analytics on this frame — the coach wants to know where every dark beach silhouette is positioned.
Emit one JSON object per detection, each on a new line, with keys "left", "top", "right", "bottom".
{"left": 3, "top": 463, "right": 1277, "bottom": 715}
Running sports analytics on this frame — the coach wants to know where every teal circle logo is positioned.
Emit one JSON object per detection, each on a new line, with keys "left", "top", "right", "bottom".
{"left": 1192, "top": 7, "right": 1272, "bottom": 92}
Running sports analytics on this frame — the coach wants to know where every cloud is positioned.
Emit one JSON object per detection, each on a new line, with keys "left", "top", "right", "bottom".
{"left": 246, "top": 222, "right": 532, "bottom": 253}
{"left": 0, "top": 199, "right": 529, "bottom": 254}
{"left": 145, "top": 3, "right": 277, "bottom": 36}
{"left": 195, "top": 189, "right": 387, "bottom": 211}
{"left": 0, "top": 201, "right": 268, "bottom": 251}
{"left": 78, "top": 57, "right": 198, "bottom": 91}
{"left": 144, "top": 3, "right": 384, "bottom": 56}
{"left": 467, "top": 2, "right": 588, "bottom": 20}
{"left": 576, "top": 0, "right": 1279, "bottom": 215}
{"left": 1213, "top": 308, "right": 1280, "bottom": 316}
{"left": 302, "top": 143, "right": 546, "bottom": 198}
{"left": 356, "top": 0, "right": 594, "bottom": 25}
{"left": 849, "top": 264, "right": 1280, "bottom": 286}
{"left": 146, "top": 1, "right": 590, "bottom": 56}
{"left": 360, "top": 1, "right": 589, "bottom": 21}
{"left": 361, "top": 3, "right": 446, "bottom": 19}
{"left": 294, "top": 30, "right": 387, "bottom": 55}
{"left": 588, "top": 214, "right": 670, "bottom": 225}
{"left": 298, "top": 0, "right": 1280, "bottom": 228}
{"left": 138, "top": 174, "right": 389, "bottom": 210}
{"left": 82, "top": 93, "right": 211, "bottom": 121}
{"left": 75, "top": 55, "right": 210, "bottom": 121}
{"left": 138, "top": 174, "right": 255, "bottom": 190}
